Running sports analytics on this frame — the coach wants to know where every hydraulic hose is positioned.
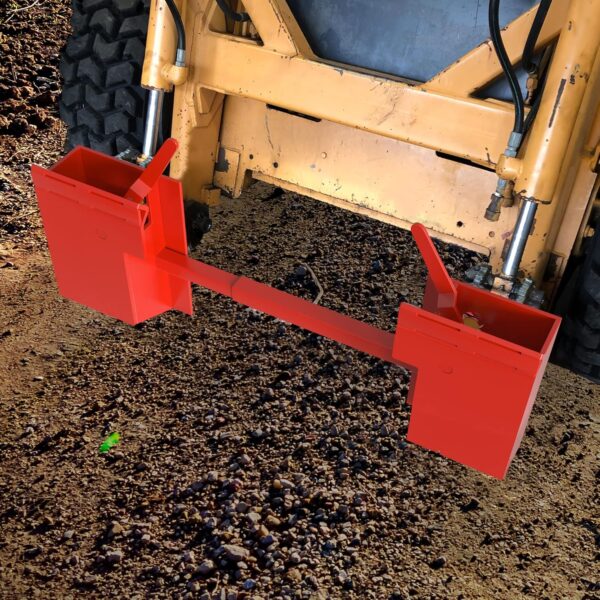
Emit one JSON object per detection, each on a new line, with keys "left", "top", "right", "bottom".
{"left": 523, "top": 46, "right": 553, "bottom": 133}
{"left": 165, "top": 0, "right": 186, "bottom": 66}
{"left": 489, "top": 0, "right": 525, "bottom": 133}
{"left": 216, "top": 0, "right": 250, "bottom": 22}
{"left": 522, "top": 0, "right": 552, "bottom": 75}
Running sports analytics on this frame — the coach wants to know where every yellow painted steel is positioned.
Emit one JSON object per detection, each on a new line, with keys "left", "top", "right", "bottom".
{"left": 424, "top": 2, "right": 568, "bottom": 96}
{"left": 141, "top": 0, "right": 599, "bottom": 296}
{"left": 142, "top": 0, "right": 186, "bottom": 91}
{"left": 511, "top": 0, "right": 600, "bottom": 204}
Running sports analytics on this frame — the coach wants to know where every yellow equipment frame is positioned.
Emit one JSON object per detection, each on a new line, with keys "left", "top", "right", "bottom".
{"left": 142, "top": 0, "right": 600, "bottom": 300}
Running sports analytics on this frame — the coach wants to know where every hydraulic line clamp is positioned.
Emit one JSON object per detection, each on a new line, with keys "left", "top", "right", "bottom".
{"left": 31, "top": 139, "right": 560, "bottom": 479}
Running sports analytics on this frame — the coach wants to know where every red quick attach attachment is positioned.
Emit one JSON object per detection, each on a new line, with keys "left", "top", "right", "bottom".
{"left": 31, "top": 139, "right": 561, "bottom": 479}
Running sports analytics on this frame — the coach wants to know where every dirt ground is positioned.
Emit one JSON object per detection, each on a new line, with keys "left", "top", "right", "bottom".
{"left": 1, "top": 1, "right": 599, "bottom": 599}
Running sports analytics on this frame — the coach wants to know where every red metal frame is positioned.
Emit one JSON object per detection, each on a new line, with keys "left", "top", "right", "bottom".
{"left": 31, "top": 140, "right": 561, "bottom": 479}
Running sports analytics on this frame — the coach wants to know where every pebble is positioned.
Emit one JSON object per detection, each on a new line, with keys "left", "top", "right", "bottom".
{"left": 242, "top": 578, "right": 256, "bottom": 590}
{"left": 294, "top": 265, "right": 308, "bottom": 278}
{"left": 247, "top": 512, "right": 261, "bottom": 524}
{"left": 461, "top": 498, "right": 480, "bottom": 512}
{"left": 108, "top": 522, "right": 124, "bottom": 537}
{"left": 222, "top": 544, "right": 250, "bottom": 562}
{"left": 265, "top": 515, "right": 281, "bottom": 528}
{"left": 429, "top": 556, "right": 446, "bottom": 569}
{"left": 106, "top": 550, "right": 123, "bottom": 564}
{"left": 198, "top": 560, "right": 215, "bottom": 576}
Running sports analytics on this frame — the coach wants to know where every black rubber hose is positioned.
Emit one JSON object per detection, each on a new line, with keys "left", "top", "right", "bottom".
{"left": 522, "top": 0, "right": 552, "bottom": 75}
{"left": 165, "top": 0, "right": 186, "bottom": 57}
{"left": 489, "top": 0, "right": 525, "bottom": 133}
{"left": 523, "top": 44, "right": 554, "bottom": 133}
{"left": 523, "top": 85, "right": 542, "bottom": 132}
{"left": 216, "top": 0, "right": 250, "bottom": 22}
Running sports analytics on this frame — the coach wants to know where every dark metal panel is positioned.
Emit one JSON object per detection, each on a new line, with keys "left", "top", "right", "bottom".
{"left": 286, "top": 0, "right": 536, "bottom": 98}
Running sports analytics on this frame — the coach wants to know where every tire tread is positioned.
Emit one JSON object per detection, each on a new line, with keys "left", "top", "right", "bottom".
{"left": 59, "top": 0, "right": 150, "bottom": 154}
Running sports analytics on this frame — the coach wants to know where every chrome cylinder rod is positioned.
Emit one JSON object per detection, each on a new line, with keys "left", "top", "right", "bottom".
{"left": 142, "top": 88, "right": 165, "bottom": 158}
{"left": 501, "top": 199, "right": 538, "bottom": 279}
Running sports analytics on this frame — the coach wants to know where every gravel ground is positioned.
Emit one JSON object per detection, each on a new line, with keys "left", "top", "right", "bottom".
{"left": 1, "top": 1, "right": 599, "bottom": 599}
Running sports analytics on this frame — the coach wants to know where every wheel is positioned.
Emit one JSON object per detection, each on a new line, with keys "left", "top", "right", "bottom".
{"left": 553, "top": 226, "right": 600, "bottom": 383}
{"left": 58, "top": 0, "right": 210, "bottom": 244}
{"left": 59, "top": 0, "right": 168, "bottom": 154}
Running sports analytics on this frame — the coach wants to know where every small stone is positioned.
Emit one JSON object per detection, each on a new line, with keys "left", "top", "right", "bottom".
{"left": 243, "top": 578, "right": 256, "bottom": 590}
{"left": 190, "top": 480, "right": 204, "bottom": 492}
{"left": 272, "top": 479, "right": 282, "bottom": 490}
{"left": 108, "top": 522, "right": 124, "bottom": 537}
{"left": 207, "top": 471, "right": 219, "bottom": 482}
{"left": 260, "top": 534, "right": 277, "bottom": 546}
{"left": 429, "top": 556, "right": 446, "bottom": 569}
{"left": 265, "top": 515, "right": 281, "bottom": 528}
{"left": 236, "top": 501, "right": 250, "bottom": 513}
{"left": 222, "top": 544, "right": 250, "bottom": 562}
{"left": 239, "top": 454, "right": 251, "bottom": 465}
{"left": 198, "top": 560, "right": 215, "bottom": 576}
{"left": 187, "top": 581, "right": 201, "bottom": 592}
{"left": 106, "top": 550, "right": 123, "bottom": 564}
{"left": 182, "top": 550, "right": 196, "bottom": 563}
{"left": 62, "top": 530, "right": 75, "bottom": 541}
{"left": 461, "top": 498, "right": 480, "bottom": 512}
{"left": 286, "top": 568, "right": 302, "bottom": 583}
{"left": 294, "top": 265, "right": 308, "bottom": 278}
{"left": 24, "top": 546, "right": 42, "bottom": 559}
{"left": 81, "top": 574, "right": 97, "bottom": 586}
{"left": 247, "top": 512, "right": 261, "bottom": 525}
{"left": 262, "top": 388, "right": 275, "bottom": 401}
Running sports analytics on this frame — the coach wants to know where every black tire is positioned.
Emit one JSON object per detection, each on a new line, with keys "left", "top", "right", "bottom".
{"left": 58, "top": 0, "right": 210, "bottom": 244}
{"left": 553, "top": 228, "right": 600, "bottom": 382}
{"left": 59, "top": 0, "right": 156, "bottom": 154}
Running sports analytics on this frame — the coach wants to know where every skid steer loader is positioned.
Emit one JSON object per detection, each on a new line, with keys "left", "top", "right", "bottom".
{"left": 31, "top": 0, "right": 599, "bottom": 478}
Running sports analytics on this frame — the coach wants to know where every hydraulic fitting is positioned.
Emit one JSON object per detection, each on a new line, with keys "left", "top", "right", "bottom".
{"left": 525, "top": 73, "right": 539, "bottom": 105}
{"left": 485, "top": 191, "right": 503, "bottom": 222}
{"left": 485, "top": 131, "right": 523, "bottom": 222}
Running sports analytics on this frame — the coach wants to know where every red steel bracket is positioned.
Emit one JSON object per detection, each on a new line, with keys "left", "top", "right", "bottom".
{"left": 31, "top": 140, "right": 561, "bottom": 479}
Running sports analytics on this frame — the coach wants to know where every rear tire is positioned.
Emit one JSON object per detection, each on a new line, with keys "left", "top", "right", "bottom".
{"left": 553, "top": 228, "right": 600, "bottom": 382}
{"left": 58, "top": 0, "right": 210, "bottom": 245}
{"left": 59, "top": 0, "right": 153, "bottom": 154}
